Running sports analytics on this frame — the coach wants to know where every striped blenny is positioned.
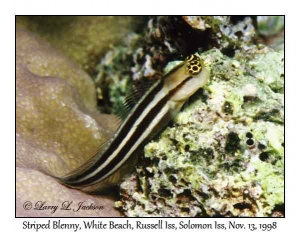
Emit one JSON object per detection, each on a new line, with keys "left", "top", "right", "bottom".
{"left": 58, "top": 54, "right": 210, "bottom": 193}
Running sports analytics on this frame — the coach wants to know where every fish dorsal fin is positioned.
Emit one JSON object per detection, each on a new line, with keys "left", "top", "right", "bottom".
{"left": 115, "top": 59, "right": 185, "bottom": 121}
{"left": 115, "top": 78, "right": 156, "bottom": 120}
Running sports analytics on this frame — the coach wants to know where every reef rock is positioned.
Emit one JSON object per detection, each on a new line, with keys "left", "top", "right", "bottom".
{"left": 117, "top": 47, "right": 284, "bottom": 217}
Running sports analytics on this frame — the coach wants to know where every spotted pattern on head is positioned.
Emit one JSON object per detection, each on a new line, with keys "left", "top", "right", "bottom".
{"left": 185, "top": 54, "right": 202, "bottom": 75}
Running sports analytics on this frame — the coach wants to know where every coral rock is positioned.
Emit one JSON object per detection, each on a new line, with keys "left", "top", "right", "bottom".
{"left": 118, "top": 48, "right": 284, "bottom": 217}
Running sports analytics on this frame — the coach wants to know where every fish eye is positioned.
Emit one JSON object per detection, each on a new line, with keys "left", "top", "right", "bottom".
{"left": 186, "top": 54, "right": 202, "bottom": 75}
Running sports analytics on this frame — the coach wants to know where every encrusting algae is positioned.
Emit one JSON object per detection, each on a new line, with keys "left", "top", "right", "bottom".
{"left": 116, "top": 48, "right": 284, "bottom": 217}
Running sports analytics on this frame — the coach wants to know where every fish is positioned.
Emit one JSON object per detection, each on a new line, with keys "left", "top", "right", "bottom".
{"left": 57, "top": 54, "right": 210, "bottom": 193}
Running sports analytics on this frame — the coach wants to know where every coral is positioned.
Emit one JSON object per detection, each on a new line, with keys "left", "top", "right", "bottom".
{"left": 117, "top": 48, "right": 284, "bottom": 217}
{"left": 16, "top": 168, "right": 120, "bottom": 217}
{"left": 16, "top": 16, "right": 147, "bottom": 74}
{"left": 16, "top": 27, "right": 120, "bottom": 217}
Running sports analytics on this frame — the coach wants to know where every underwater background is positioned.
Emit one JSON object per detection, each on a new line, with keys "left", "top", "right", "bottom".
{"left": 16, "top": 16, "right": 284, "bottom": 217}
